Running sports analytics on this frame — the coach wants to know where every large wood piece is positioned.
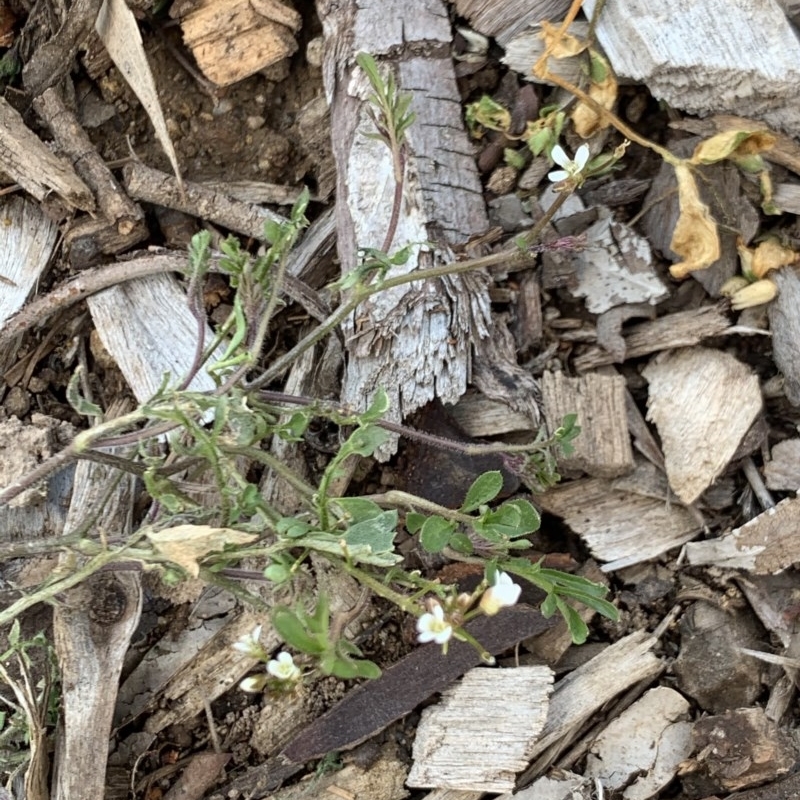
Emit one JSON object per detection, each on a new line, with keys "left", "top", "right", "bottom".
{"left": 318, "top": 0, "right": 492, "bottom": 455}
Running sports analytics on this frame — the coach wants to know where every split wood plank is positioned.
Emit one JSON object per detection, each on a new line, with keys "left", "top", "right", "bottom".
{"left": 407, "top": 666, "right": 553, "bottom": 792}
{"left": 504, "top": 773, "right": 593, "bottom": 800}
{"left": 642, "top": 347, "right": 763, "bottom": 505}
{"left": 542, "top": 370, "right": 633, "bottom": 478}
{"left": 319, "top": 0, "right": 492, "bottom": 454}
{"left": 537, "top": 470, "right": 701, "bottom": 571}
{"left": 685, "top": 494, "right": 800, "bottom": 574}
{"left": 172, "top": 0, "right": 301, "bottom": 87}
{"left": 52, "top": 457, "right": 141, "bottom": 800}
{"left": 449, "top": 390, "right": 536, "bottom": 438}
{"left": 0, "top": 197, "right": 59, "bottom": 345}
{"left": 524, "top": 631, "right": 663, "bottom": 772}
{"left": 454, "top": 0, "right": 571, "bottom": 45}
{"left": 0, "top": 97, "right": 94, "bottom": 211}
{"left": 583, "top": 0, "right": 800, "bottom": 136}
{"left": 86, "top": 273, "right": 220, "bottom": 403}
{"left": 573, "top": 304, "right": 734, "bottom": 372}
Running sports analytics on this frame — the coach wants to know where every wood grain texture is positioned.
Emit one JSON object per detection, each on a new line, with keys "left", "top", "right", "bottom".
{"left": 319, "top": 0, "right": 491, "bottom": 455}
{"left": 584, "top": 0, "right": 800, "bottom": 135}
{"left": 407, "top": 666, "right": 553, "bottom": 792}
{"left": 643, "top": 347, "right": 762, "bottom": 505}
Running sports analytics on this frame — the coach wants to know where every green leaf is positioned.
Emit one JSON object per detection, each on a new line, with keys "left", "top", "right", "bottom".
{"left": 333, "top": 497, "right": 384, "bottom": 523}
{"left": 473, "top": 504, "right": 523, "bottom": 540}
{"left": 556, "top": 597, "right": 589, "bottom": 644}
{"left": 276, "top": 517, "right": 316, "bottom": 539}
{"left": 361, "top": 387, "right": 390, "bottom": 422}
{"left": 541, "top": 593, "right": 558, "bottom": 618}
{"left": 66, "top": 368, "right": 103, "bottom": 418}
{"left": 405, "top": 512, "right": 425, "bottom": 534}
{"left": 264, "top": 563, "right": 291, "bottom": 583}
{"left": 461, "top": 471, "right": 504, "bottom": 513}
{"left": 343, "top": 425, "right": 390, "bottom": 457}
{"left": 271, "top": 607, "right": 326, "bottom": 655}
{"left": 343, "top": 510, "right": 398, "bottom": 555}
{"left": 499, "top": 499, "right": 540, "bottom": 535}
{"left": 419, "top": 516, "right": 456, "bottom": 553}
{"left": 448, "top": 532, "right": 474, "bottom": 555}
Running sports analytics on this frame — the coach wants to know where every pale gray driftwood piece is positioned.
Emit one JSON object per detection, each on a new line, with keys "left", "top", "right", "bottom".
{"left": 574, "top": 305, "right": 733, "bottom": 372}
{"left": 764, "top": 439, "right": 800, "bottom": 491}
{"left": 527, "top": 631, "right": 662, "bottom": 766}
{"left": 421, "top": 792, "right": 483, "bottom": 800}
{"left": 503, "top": 22, "right": 589, "bottom": 86}
{"left": 407, "top": 666, "right": 553, "bottom": 792}
{"left": 643, "top": 347, "right": 763, "bottom": 505}
{"left": 0, "top": 197, "right": 59, "bottom": 337}
{"left": 686, "top": 494, "right": 800, "bottom": 574}
{"left": 769, "top": 268, "right": 800, "bottom": 406}
{"left": 583, "top": 0, "right": 800, "bottom": 136}
{"left": 542, "top": 370, "right": 633, "bottom": 478}
{"left": 455, "top": 0, "right": 571, "bottom": 45}
{"left": 319, "top": 0, "right": 492, "bottom": 456}
{"left": 537, "top": 474, "right": 700, "bottom": 571}
{"left": 0, "top": 97, "right": 94, "bottom": 210}
{"left": 52, "top": 457, "right": 141, "bottom": 800}
{"left": 584, "top": 687, "right": 693, "bottom": 800}
{"left": 86, "top": 273, "right": 220, "bottom": 402}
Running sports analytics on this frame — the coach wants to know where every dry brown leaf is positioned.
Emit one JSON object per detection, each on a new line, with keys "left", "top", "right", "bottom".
{"left": 669, "top": 164, "right": 720, "bottom": 279}
{"left": 752, "top": 239, "right": 799, "bottom": 278}
{"left": 538, "top": 20, "right": 588, "bottom": 59}
{"left": 572, "top": 50, "right": 617, "bottom": 137}
{"left": 147, "top": 524, "right": 258, "bottom": 577}
{"left": 690, "top": 130, "right": 776, "bottom": 165}
{"left": 96, "top": 0, "right": 182, "bottom": 186}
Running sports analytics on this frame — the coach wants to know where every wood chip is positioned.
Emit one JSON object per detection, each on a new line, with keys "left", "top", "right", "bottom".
{"left": 542, "top": 371, "right": 633, "bottom": 478}
{"left": 764, "top": 439, "right": 800, "bottom": 491}
{"left": 573, "top": 304, "right": 733, "bottom": 372}
{"left": 454, "top": 0, "right": 571, "bottom": 45}
{"left": 685, "top": 494, "right": 800, "bottom": 574}
{"left": 642, "top": 347, "right": 762, "bottom": 505}
{"left": 537, "top": 474, "right": 700, "bottom": 570}
{"left": 174, "top": 0, "right": 301, "bottom": 87}
{"left": 0, "top": 197, "right": 59, "bottom": 341}
{"left": 585, "top": 687, "right": 693, "bottom": 800}
{"left": 583, "top": 0, "right": 800, "bottom": 136}
{"left": 525, "top": 631, "right": 663, "bottom": 769}
{"left": 407, "top": 666, "right": 553, "bottom": 792}
{"left": 86, "top": 273, "right": 221, "bottom": 403}
{"left": 449, "top": 391, "right": 536, "bottom": 438}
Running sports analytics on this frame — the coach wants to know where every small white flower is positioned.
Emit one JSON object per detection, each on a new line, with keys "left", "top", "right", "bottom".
{"left": 479, "top": 571, "right": 522, "bottom": 616}
{"left": 416, "top": 601, "right": 453, "bottom": 645}
{"left": 232, "top": 625, "right": 265, "bottom": 658}
{"left": 548, "top": 143, "right": 590, "bottom": 183}
{"left": 267, "top": 651, "right": 302, "bottom": 682}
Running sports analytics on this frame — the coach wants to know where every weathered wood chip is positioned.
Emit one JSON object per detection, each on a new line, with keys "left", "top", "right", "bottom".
{"left": 685, "top": 494, "right": 800, "bottom": 574}
{"left": 407, "top": 666, "right": 553, "bottom": 792}
{"left": 643, "top": 347, "right": 762, "bottom": 505}
{"left": 281, "top": 605, "right": 552, "bottom": 763}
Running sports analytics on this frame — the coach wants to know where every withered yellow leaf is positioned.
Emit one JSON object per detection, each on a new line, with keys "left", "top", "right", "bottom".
{"left": 690, "top": 130, "right": 775, "bottom": 165}
{"left": 538, "top": 20, "right": 587, "bottom": 58}
{"left": 669, "top": 164, "right": 720, "bottom": 278}
{"left": 147, "top": 524, "right": 258, "bottom": 577}
{"left": 751, "top": 239, "right": 798, "bottom": 278}
{"left": 571, "top": 51, "right": 617, "bottom": 137}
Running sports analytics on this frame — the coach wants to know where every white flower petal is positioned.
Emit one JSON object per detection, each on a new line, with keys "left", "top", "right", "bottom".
{"left": 416, "top": 602, "right": 453, "bottom": 644}
{"left": 548, "top": 169, "right": 570, "bottom": 182}
{"left": 267, "top": 651, "right": 301, "bottom": 681}
{"left": 550, "top": 144, "right": 570, "bottom": 168}
{"left": 574, "top": 143, "right": 590, "bottom": 170}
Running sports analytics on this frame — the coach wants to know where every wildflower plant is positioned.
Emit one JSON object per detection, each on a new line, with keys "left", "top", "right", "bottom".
{"left": 0, "top": 49, "right": 618, "bottom": 709}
